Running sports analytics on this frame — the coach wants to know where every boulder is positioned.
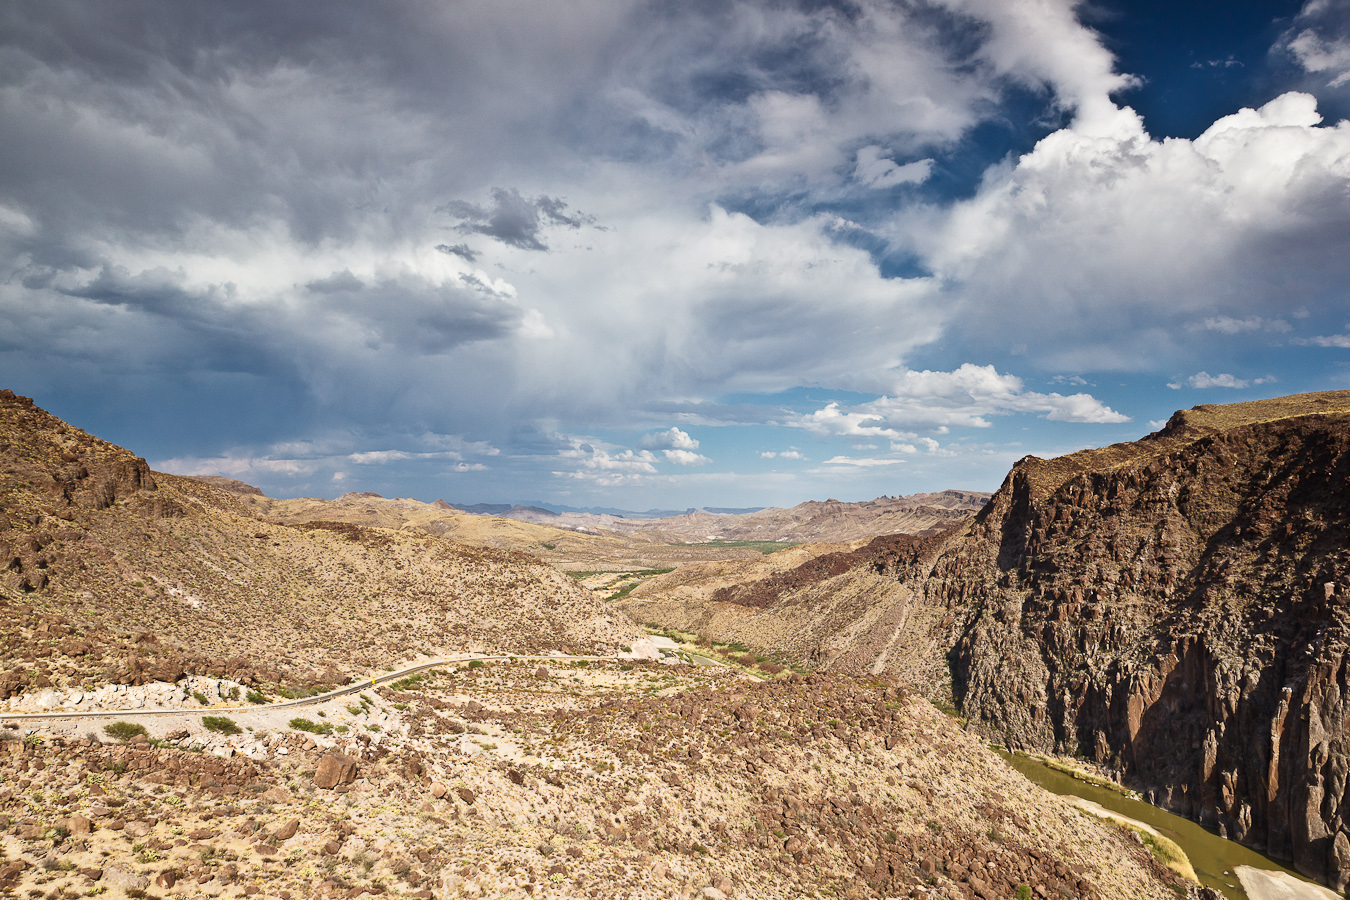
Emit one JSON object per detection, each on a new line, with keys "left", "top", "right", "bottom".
{"left": 313, "top": 754, "right": 359, "bottom": 789}
{"left": 103, "top": 868, "right": 150, "bottom": 892}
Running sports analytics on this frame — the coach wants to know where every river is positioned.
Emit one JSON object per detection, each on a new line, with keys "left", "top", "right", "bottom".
{"left": 999, "top": 751, "right": 1333, "bottom": 900}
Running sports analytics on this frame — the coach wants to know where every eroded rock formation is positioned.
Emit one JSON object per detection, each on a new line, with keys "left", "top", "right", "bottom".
{"left": 632, "top": 391, "right": 1350, "bottom": 889}
{"left": 939, "top": 398, "right": 1350, "bottom": 887}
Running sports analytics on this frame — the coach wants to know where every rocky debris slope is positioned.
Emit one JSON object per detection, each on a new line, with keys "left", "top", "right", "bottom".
{"left": 2, "top": 658, "right": 1182, "bottom": 899}
{"left": 632, "top": 391, "right": 1350, "bottom": 891}
{"left": 622, "top": 530, "right": 958, "bottom": 689}
{"left": 0, "top": 390, "right": 641, "bottom": 700}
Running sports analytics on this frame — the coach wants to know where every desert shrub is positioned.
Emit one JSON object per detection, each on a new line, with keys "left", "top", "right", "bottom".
{"left": 246, "top": 689, "right": 267, "bottom": 704}
{"left": 759, "top": 662, "right": 784, "bottom": 675}
{"left": 289, "top": 717, "right": 334, "bottom": 735}
{"left": 103, "top": 721, "right": 148, "bottom": 742}
{"left": 736, "top": 653, "right": 757, "bottom": 667}
{"left": 467, "top": 660, "right": 485, "bottom": 669}
{"left": 192, "top": 691, "right": 209, "bottom": 705}
{"left": 202, "top": 715, "right": 241, "bottom": 735}
{"left": 389, "top": 673, "right": 427, "bottom": 691}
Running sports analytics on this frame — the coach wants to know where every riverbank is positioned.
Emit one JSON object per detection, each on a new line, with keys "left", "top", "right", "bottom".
{"left": 999, "top": 751, "right": 1341, "bottom": 900}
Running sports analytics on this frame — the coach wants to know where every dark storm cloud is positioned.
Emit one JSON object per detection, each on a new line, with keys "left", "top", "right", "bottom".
{"left": 441, "top": 188, "right": 596, "bottom": 252}
{"left": 303, "top": 271, "right": 524, "bottom": 355}
{"left": 305, "top": 270, "right": 365, "bottom": 294}
{"left": 436, "top": 243, "right": 480, "bottom": 263}
{"left": 62, "top": 265, "right": 208, "bottom": 317}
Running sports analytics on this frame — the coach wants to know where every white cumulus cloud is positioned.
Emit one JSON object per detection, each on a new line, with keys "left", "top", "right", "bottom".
{"left": 855, "top": 147, "right": 933, "bottom": 188}
{"left": 663, "top": 449, "right": 711, "bottom": 466}
{"left": 639, "top": 427, "right": 700, "bottom": 451}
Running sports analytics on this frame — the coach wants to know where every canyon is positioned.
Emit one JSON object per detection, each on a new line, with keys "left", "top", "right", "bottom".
{"left": 627, "top": 390, "right": 1350, "bottom": 891}
{"left": 0, "top": 388, "right": 1186, "bottom": 899}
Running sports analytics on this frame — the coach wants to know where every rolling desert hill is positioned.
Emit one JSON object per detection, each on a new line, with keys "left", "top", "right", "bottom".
{"left": 216, "top": 486, "right": 989, "bottom": 575}
{"left": 626, "top": 390, "right": 1350, "bottom": 891}
{"left": 0, "top": 389, "right": 641, "bottom": 699}
{"left": 218, "top": 488, "right": 797, "bottom": 572}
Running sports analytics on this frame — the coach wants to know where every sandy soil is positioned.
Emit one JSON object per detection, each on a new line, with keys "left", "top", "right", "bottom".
{"left": 1236, "top": 867, "right": 1342, "bottom": 900}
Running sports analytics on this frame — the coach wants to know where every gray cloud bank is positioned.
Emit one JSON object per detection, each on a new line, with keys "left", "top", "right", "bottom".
{"left": 3, "top": 0, "right": 1350, "bottom": 501}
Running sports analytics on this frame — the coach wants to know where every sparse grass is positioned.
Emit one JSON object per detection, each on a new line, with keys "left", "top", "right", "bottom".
{"left": 1136, "top": 829, "right": 1198, "bottom": 883}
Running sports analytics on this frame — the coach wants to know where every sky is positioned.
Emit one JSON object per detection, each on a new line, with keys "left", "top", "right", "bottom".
{"left": 4, "top": 0, "right": 1350, "bottom": 511}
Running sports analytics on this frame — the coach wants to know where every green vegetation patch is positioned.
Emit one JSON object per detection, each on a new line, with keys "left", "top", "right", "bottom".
{"left": 289, "top": 717, "right": 334, "bottom": 735}
{"left": 389, "top": 672, "right": 430, "bottom": 691}
{"left": 202, "top": 715, "right": 241, "bottom": 735}
{"left": 103, "top": 721, "right": 147, "bottom": 742}
{"left": 676, "top": 541, "right": 799, "bottom": 554}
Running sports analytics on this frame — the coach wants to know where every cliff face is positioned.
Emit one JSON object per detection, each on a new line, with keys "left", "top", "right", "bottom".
{"left": 937, "top": 398, "right": 1350, "bottom": 888}
{"left": 626, "top": 390, "right": 1350, "bottom": 890}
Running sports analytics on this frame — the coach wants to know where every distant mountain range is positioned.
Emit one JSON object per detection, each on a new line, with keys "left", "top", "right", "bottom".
{"left": 443, "top": 491, "right": 992, "bottom": 544}
{"left": 448, "top": 502, "right": 766, "bottom": 518}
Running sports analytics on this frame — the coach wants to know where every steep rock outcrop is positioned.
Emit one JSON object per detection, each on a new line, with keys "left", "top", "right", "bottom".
{"left": 931, "top": 396, "right": 1350, "bottom": 887}
{"left": 631, "top": 391, "right": 1350, "bottom": 890}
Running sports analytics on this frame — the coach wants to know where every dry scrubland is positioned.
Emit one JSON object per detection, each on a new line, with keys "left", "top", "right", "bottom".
{"left": 0, "top": 389, "right": 1187, "bottom": 899}
{"left": 0, "top": 390, "right": 640, "bottom": 699}
{"left": 3, "top": 660, "right": 1182, "bottom": 900}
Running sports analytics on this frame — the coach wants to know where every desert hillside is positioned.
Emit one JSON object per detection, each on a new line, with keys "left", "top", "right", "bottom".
{"left": 1, "top": 660, "right": 1183, "bottom": 900}
{"left": 628, "top": 389, "right": 1350, "bottom": 890}
{"left": 0, "top": 389, "right": 641, "bottom": 698}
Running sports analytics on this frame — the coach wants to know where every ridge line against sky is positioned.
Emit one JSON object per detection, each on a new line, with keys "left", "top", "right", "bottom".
{"left": 3, "top": 0, "right": 1350, "bottom": 508}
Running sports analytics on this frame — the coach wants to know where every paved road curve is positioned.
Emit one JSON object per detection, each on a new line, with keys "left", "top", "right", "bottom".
{"left": 0, "top": 653, "right": 631, "bottom": 724}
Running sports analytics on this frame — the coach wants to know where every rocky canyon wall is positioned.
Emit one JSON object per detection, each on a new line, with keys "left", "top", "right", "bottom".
{"left": 936, "top": 404, "right": 1350, "bottom": 887}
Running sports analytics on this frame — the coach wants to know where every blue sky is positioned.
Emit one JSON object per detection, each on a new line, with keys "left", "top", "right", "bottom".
{"left": 4, "top": 0, "right": 1350, "bottom": 510}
